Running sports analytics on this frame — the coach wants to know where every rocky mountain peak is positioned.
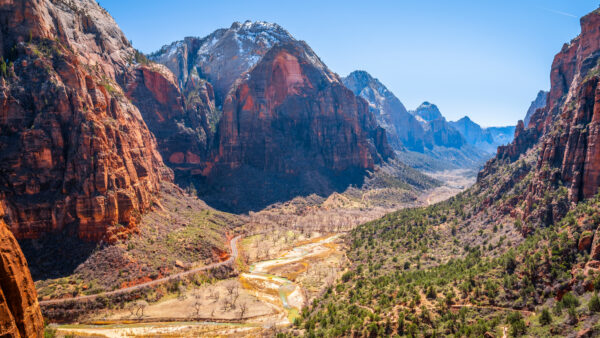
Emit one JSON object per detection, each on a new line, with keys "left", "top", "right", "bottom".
{"left": 150, "top": 20, "right": 295, "bottom": 103}
{"left": 194, "top": 41, "right": 393, "bottom": 211}
{"left": 456, "top": 116, "right": 473, "bottom": 124}
{"left": 342, "top": 70, "right": 422, "bottom": 151}
{"left": 412, "top": 101, "right": 443, "bottom": 122}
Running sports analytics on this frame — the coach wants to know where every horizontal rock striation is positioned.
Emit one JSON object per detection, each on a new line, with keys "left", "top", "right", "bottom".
{"left": 0, "top": 0, "right": 171, "bottom": 241}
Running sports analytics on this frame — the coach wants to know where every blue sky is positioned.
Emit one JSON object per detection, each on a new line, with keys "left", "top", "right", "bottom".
{"left": 100, "top": 0, "right": 598, "bottom": 127}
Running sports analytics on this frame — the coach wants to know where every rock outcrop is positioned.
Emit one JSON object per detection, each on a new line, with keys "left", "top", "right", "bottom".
{"left": 0, "top": 0, "right": 171, "bottom": 241}
{"left": 0, "top": 199, "right": 43, "bottom": 337}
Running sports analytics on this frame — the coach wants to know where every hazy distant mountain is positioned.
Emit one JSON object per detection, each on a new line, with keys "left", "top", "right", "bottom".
{"left": 450, "top": 116, "right": 516, "bottom": 154}
{"left": 411, "top": 101, "right": 444, "bottom": 123}
{"left": 410, "top": 102, "right": 466, "bottom": 149}
{"left": 342, "top": 71, "right": 427, "bottom": 152}
{"left": 343, "top": 71, "right": 489, "bottom": 168}
{"left": 524, "top": 90, "right": 548, "bottom": 127}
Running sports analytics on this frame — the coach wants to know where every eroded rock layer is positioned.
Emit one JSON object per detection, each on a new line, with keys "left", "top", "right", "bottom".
{"left": 0, "top": 199, "right": 43, "bottom": 337}
{"left": 0, "top": 0, "right": 171, "bottom": 241}
{"left": 483, "top": 10, "right": 600, "bottom": 224}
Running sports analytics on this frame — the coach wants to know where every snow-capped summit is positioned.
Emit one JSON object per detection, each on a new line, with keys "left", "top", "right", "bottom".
{"left": 150, "top": 21, "right": 295, "bottom": 103}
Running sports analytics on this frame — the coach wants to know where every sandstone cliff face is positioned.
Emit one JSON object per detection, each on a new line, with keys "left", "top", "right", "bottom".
{"left": 0, "top": 199, "right": 43, "bottom": 337}
{"left": 483, "top": 10, "right": 600, "bottom": 223}
{"left": 192, "top": 42, "right": 392, "bottom": 211}
{"left": 0, "top": 0, "right": 170, "bottom": 241}
{"left": 125, "top": 63, "right": 215, "bottom": 175}
{"left": 210, "top": 42, "right": 392, "bottom": 173}
{"left": 342, "top": 70, "right": 427, "bottom": 152}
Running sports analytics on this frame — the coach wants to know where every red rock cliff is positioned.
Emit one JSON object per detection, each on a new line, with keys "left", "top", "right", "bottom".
{"left": 482, "top": 9, "right": 600, "bottom": 222}
{"left": 208, "top": 42, "right": 393, "bottom": 176}
{"left": 0, "top": 0, "right": 171, "bottom": 241}
{"left": 0, "top": 199, "right": 43, "bottom": 337}
{"left": 125, "top": 63, "right": 216, "bottom": 175}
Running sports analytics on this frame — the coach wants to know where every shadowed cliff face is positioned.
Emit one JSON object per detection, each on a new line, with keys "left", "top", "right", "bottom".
{"left": 193, "top": 42, "right": 393, "bottom": 212}
{"left": 0, "top": 199, "right": 43, "bottom": 337}
{"left": 482, "top": 10, "right": 600, "bottom": 224}
{"left": 0, "top": 0, "right": 171, "bottom": 242}
{"left": 149, "top": 25, "right": 396, "bottom": 212}
{"left": 125, "top": 63, "right": 216, "bottom": 175}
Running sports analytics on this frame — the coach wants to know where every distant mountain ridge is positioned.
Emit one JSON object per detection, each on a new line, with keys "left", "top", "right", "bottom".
{"left": 342, "top": 71, "right": 427, "bottom": 151}
{"left": 343, "top": 71, "right": 492, "bottom": 168}
{"left": 449, "top": 116, "right": 516, "bottom": 154}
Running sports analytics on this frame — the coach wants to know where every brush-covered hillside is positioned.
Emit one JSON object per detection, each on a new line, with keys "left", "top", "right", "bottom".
{"left": 290, "top": 8, "right": 600, "bottom": 338}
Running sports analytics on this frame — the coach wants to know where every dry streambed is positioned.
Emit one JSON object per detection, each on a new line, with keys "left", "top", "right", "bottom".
{"left": 54, "top": 234, "right": 344, "bottom": 337}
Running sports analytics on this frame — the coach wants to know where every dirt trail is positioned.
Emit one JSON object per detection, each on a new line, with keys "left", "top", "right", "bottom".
{"left": 40, "top": 236, "right": 241, "bottom": 306}
{"left": 450, "top": 304, "right": 535, "bottom": 316}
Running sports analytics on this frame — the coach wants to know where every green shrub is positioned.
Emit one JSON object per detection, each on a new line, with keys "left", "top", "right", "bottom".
{"left": 539, "top": 308, "right": 552, "bottom": 325}
{"left": 507, "top": 312, "right": 526, "bottom": 336}
{"left": 561, "top": 292, "right": 580, "bottom": 309}
{"left": 589, "top": 293, "right": 600, "bottom": 312}
{"left": 44, "top": 326, "right": 57, "bottom": 338}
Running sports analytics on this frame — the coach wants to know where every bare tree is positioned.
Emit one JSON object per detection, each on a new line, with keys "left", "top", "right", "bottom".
{"left": 191, "top": 293, "right": 203, "bottom": 317}
{"left": 126, "top": 302, "right": 136, "bottom": 318}
{"left": 231, "top": 287, "right": 240, "bottom": 304}
{"left": 135, "top": 300, "right": 148, "bottom": 319}
{"left": 225, "top": 280, "right": 238, "bottom": 296}
{"left": 209, "top": 288, "right": 220, "bottom": 303}
{"left": 239, "top": 301, "right": 248, "bottom": 319}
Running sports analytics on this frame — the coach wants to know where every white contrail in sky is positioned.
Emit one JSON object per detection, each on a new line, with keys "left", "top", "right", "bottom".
{"left": 540, "top": 7, "right": 578, "bottom": 18}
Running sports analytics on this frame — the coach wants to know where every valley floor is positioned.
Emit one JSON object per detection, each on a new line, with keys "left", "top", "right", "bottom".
{"left": 48, "top": 169, "right": 476, "bottom": 337}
